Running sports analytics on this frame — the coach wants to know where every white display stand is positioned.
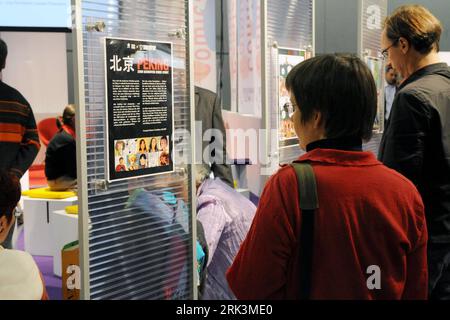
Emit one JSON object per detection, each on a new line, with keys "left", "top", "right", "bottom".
{"left": 50, "top": 210, "right": 78, "bottom": 277}
{"left": 22, "top": 196, "right": 77, "bottom": 256}
{"left": 231, "top": 161, "right": 251, "bottom": 199}
{"left": 20, "top": 170, "right": 30, "bottom": 192}
{"left": 11, "top": 171, "right": 30, "bottom": 249}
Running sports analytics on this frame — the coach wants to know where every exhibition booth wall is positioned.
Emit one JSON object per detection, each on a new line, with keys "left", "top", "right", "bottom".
{"left": 0, "top": 32, "right": 70, "bottom": 165}
{"left": 2, "top": 0, "right": 449, "bottom": 300}
{"left": 71, "top": 0, "right": 196, "bottom": 299}
{"left": 389, "top": 0, "right": 450, "bottom": 51}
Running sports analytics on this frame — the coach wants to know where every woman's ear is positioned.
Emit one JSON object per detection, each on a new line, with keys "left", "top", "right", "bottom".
{"left": 313, "top": 111, "right": 327, "bottom": 139}
{"left": 313, "top": 111, "right": 324, "bottom": 129}
{"left": 0, "top": 216, "right": 4, "bottom": 234}
{"left": 0, "top": 215, "right": 11, "bottom": 241}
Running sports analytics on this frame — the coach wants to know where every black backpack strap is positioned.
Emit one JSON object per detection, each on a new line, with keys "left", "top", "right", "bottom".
{"left": 291, "top": 162, "right": 319, "bottom": 300}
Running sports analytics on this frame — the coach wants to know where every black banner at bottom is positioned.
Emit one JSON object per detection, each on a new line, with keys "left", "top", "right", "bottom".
{"left": 0, "top": 300, "right": 443, "bottom": 319}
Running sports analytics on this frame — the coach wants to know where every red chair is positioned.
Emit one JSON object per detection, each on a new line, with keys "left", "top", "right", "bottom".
{"left": 37, "top": 117, "right": 61, "bottom": 147}
{"left": 29, "top": 163, "right": 47, "bottom": 188}
{"left": 30, "top": 117, "right": 61, "bottom": 188}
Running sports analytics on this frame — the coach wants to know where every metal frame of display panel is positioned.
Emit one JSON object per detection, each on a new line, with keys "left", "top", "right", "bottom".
{"left": 188, "top": 0, "right": 199, "bottom": 300}
{"left": 72, "top": 0, "right": 90, "bottom": 300}
{"left": 72, "top": 0, "right": 197, "bottom": 300}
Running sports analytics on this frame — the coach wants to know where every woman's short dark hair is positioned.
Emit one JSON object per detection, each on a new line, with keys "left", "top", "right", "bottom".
{"left": 286, "top": 54, "right": 377, "bottom": 141}
{"left": 384, "top": 5, "right": 442, "bottom": 54}
{"left": 0, "top": 171, "right": 21, "bottom": 223}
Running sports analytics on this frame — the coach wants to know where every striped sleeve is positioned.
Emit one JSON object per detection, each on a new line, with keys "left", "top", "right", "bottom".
{"left": 11, "top": 106, "right": 40, "bottom": 177}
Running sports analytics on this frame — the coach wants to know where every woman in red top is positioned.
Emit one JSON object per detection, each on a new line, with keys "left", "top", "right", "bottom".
{"left": 226, "top": 54, "right": 428, "bottom": 300}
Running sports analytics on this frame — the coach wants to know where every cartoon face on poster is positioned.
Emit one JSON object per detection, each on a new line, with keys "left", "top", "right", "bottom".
{"left": 114, "top": 136, "right": 171, "bottom": 173}
{"left": 278, "top": 48, "right": 305, "bottom": 148}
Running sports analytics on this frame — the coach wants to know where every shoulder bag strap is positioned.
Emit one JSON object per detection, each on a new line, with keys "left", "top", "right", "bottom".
{"left": 291, "top": 162, "right": 319, "bottom": 300}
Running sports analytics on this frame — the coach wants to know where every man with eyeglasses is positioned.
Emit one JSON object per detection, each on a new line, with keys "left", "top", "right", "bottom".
{"left": 0, "top": 171, "right": 48, "bottom": 299}
{"left": 379, "top": 5, "right": 450, "bottom": 300}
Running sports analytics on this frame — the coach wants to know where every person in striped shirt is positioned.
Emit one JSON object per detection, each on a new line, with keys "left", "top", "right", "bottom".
{"left": 0, "top": 38, "right": 40, "bottom": 249}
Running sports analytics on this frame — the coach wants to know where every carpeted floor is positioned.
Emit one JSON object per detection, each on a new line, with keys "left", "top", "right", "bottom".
{"left": 16, "top": 228, "right": 62, "bottom": 300}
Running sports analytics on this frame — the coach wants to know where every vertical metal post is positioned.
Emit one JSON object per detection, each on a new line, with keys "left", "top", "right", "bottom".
{"left": 72, "top": 0, "right": 91, "bottom": 300}
{"left": 261, "top": 0, "right": 270, "bottom": 184}
{"left": 312, "top": 0, "right": 316, "bottom": 57}
{"left": 357, "top": 0, "right": 364, "bottom": 58}
{"left": 187, "top": 0, "right": 198, "bottom": 300}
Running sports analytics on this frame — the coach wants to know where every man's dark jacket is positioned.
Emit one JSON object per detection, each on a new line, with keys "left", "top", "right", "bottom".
{"left": 45, "top": 130, "right": 76, "bottom": 180}
{"left": 195, "top": 86, "right": 233, "bottom": 187}
{"left": 379, "top": 63, "right": 450, "bottom": 244}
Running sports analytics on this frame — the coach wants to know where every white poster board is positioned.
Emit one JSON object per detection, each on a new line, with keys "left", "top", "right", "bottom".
{"left": 228, "top": 0, "right": 238, "bottom": 112}
{"left": 226, "top": 0, "right": 262, "bottom": 116}
{"left": 236, "top": 0, "right": 261, "bottom": 117}
{"left": 0, "top": 32, "right": 68, "bottom": 115}
{"left": 193, "top": 0, "right": 217, "bottom": 92}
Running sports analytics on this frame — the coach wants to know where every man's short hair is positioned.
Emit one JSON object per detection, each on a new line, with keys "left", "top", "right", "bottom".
{"left": 0, "top": 38, "right": 7, "bottom": 71}
{"left": 384, "top": 5, "right": 442, "bottom": 54}
{"left": 0, "top": 171, "right": 21, "bottom": 223}
{"left": 62, "top": 104, "right": 76, "bottom": 125}
{"left": 286, "top": 53, "right": 377, "bottom": 141}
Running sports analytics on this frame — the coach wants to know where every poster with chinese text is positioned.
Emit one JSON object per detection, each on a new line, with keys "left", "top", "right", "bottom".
{"left": 105, "top": 38, "right": 174, "bottom": 181}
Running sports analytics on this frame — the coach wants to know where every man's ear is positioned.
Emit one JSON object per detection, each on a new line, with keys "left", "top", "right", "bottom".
{"left": 399, "top": 37, "right": 410, "bottom": 54}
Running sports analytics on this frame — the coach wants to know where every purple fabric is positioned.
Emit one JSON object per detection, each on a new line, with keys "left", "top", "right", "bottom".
{"left": 17, "top": 229, "right": 62, "bottom": 300}
{"left": 197, "top": 178, "right": 256, "bottom": 300}
{"left": 249, "top": 192, "right": 260, "bottom": 207}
